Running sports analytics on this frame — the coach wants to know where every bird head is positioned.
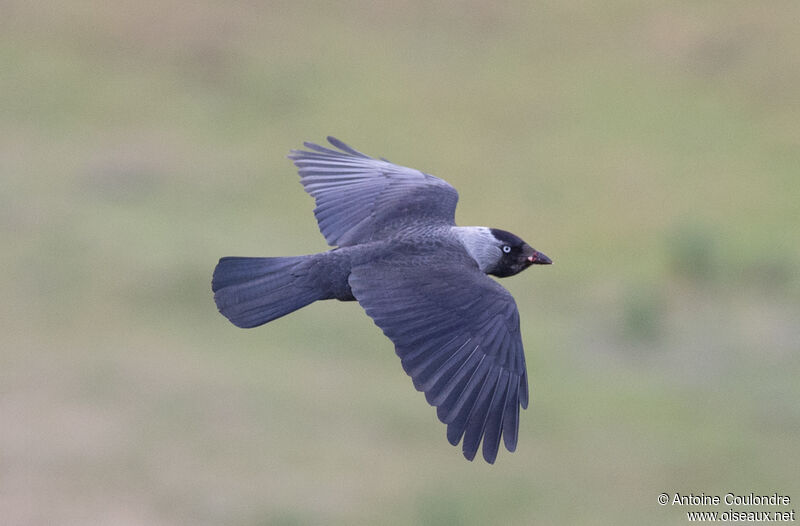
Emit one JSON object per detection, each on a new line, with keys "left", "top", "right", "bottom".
{"left": 486, "top": 228, "right": 552, "bottom": 277}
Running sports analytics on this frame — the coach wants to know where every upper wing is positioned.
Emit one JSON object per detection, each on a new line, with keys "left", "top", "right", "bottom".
{"left": 348, "top": 259, "right": 529, "bottom": 463}
{"left": 288, "top": 137, "right": 459, "bottom": 247}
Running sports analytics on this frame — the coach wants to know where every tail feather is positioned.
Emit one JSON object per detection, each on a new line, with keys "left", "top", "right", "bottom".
{"left": 212, "top": 256, "right": 321, "bottom": 328}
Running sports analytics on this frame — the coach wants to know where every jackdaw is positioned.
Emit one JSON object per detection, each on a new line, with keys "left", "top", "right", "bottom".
{"left": 212, "top": 137, "right": 551, "bottom": 463}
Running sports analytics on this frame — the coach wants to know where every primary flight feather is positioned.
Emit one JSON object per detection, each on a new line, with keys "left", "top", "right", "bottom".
{"left": 212, "top": 137, "right": 551, "bottom": 463}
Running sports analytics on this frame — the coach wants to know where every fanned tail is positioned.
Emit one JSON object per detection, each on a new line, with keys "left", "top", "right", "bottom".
{"left": 212, "top": 256, "right": 321, "bottom": 328}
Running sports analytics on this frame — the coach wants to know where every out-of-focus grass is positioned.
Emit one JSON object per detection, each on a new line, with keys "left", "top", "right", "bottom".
{"left": 2, "top": 1, "right": 799, "bottom": 524}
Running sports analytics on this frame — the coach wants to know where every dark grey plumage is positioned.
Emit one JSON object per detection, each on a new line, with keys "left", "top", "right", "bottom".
{"left": 212, "top": 137, "right": 551, "bottom": 463}
{"left": 292, "top": 136, "right": 459, "bottom": 246}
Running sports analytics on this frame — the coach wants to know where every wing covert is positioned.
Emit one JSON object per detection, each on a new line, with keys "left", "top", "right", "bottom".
{"left": 288, "top": 137, "right": 459, "bottom": 247}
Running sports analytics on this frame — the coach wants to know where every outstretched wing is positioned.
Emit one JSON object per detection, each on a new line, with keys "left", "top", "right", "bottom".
{"left": 349, "top": 259, "right": 529, "bottom": 463}
{"left": 288, "top": 137, "right": 459, "bottom": 247}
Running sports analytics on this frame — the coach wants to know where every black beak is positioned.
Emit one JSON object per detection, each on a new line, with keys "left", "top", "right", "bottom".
{"left": 527, "top": 250, "right": 552, "bottom": 265}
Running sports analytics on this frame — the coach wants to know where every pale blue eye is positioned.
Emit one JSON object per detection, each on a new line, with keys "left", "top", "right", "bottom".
{"left": 502, "top": 245, "right": 511, "bottom": 253}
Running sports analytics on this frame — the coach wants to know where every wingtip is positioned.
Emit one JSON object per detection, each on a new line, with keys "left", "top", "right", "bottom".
{"left": 463, "top": 442, "right": 500, "bottom": 464}
{"left": 288, "top": 140, "right": 343, "bottom": 156}
{"left": 446, "top": 425, "right": 462, "bottom": 446}
{"left": 482, "top": 449, "right": 498, "bottom": 464}
{"left": 326, "top": 136, "right": 346, "bottom": 151}
{"left": 462, "top": 447, "right": 478, "bottom": 462}
{"left": 503, "top": 434, "right": 518, "bottom": 452}
{"left": 326, "top": 136, "right": 370, "bottom": 158}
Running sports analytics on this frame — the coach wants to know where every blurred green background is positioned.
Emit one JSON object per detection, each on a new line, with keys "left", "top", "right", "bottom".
{"left": 2, "top": 1, "right": 799, "bottom": 524}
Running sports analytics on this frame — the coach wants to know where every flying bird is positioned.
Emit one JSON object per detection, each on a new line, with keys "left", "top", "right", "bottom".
{"left": 212, "top": 137, "right": 551, "bottom": 463}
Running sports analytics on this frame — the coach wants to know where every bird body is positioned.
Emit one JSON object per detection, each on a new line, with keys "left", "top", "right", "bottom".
{"left": 213, "top": 137, "right": 551, "bottom": 463}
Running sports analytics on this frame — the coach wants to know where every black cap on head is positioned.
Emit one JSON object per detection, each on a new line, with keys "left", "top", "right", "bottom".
{"left": 489, "top": 228, "right": 526, "bottom": 247}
